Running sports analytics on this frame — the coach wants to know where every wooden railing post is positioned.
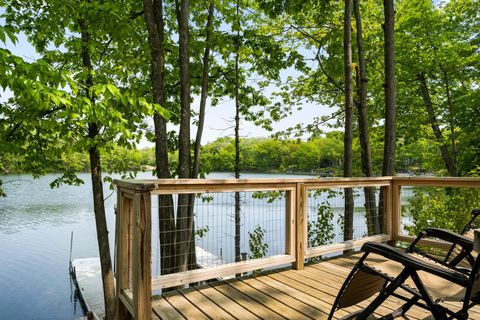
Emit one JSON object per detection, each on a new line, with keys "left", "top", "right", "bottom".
{"left": 383, "top": 184, "right": 392, "bottom": 244}
{"left": 115, "top": 189, "right": 134, "bottom": 320}
{"left": 132, "top": 191, "right": 152, "bottom": 320}
{"left": 293, "top": 183, "right": 305, "bottom": 270}
{"left": 390, "top": 180, "right": 401, "bottom": 244}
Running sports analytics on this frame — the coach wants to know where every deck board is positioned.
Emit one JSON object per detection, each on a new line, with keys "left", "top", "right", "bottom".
{"left": 225, "top": 279, "right": 307, "bottom": 319}
{"left": 210, "top": 281, "right": 286, "bottom": 320}
{"left": 164, "top": 291, "right": 209, "bottom": 320}
{"left": 180, "top": 286, "right": 236, "bottom": 320}
{"left": 240, "top": 277, "right": 323, "bottom": 319}
{"left": 152, "top": 295, "right": 185, "bottom": 320}
{"left": 151, "top": 253, "right": 480, "bottom": 320}
{"left": 196, "top": 284, "right": 261, "bottom": 320}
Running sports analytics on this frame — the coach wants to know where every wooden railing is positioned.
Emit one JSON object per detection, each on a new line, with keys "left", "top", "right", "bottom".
{"left": 113, "top": 176, "right": 480, "bottom": 320}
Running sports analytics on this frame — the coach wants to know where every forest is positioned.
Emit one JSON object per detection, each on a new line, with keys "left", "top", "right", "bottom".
{"left": 1, "top": 132, "right": 447, "bottom": 175}
{"left": 0, "top": 0, "right": 479, "bottom": 318}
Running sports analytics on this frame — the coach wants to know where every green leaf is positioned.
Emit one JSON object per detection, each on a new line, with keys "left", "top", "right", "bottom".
{"left": 106, "top": 84, "right": 121, "bottom": 97}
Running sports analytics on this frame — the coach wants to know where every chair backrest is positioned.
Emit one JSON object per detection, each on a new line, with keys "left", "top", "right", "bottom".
{"left": 469, "top": 229, "right": 480, "bottom": 296}
{"left": 445, "top": 208, "right": 480, "bottom": 265}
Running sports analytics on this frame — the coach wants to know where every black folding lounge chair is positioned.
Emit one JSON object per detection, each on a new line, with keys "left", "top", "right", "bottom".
{"left": 328, "top": 209, "right": 480, "bottom": 320}
{"left": 407, "top": 208, "right": 480, "bottom": 271}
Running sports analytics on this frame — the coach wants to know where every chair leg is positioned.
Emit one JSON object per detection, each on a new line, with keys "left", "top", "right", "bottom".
{"left": 355, "top": 269, "right": 411, "bottom": 320}
{"left": 409, "top": 272, "right": 447, "bottom": 320}
{"left": 328, "top": 253, "right": 369, "bottom": 320}
{"left": 389, "top": 295, "right": 419, "bottom": 318}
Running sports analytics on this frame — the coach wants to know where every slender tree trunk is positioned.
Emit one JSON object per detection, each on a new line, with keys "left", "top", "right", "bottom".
{"left": 417, "top": 72, "right": 458, "bottom": 177}
{"left": 442, "top": 68, "right": 457, "bottom": 169}
{"left": 187, "top": 0, "right": 215, "bottom": 274}
{"left": 379, "top": 0, "right": 397, "bottom": 232}
{"left": 79, "top": 18, "right": 115, "bottom": 320}
{"left": 192, "top": 0, "right": 215, "bottom": 179}
{"left": 234, "top": 0, "right": 241, "bottom": 263}
{"left": 343, "top": 0, "right": 354, "bottom": 243}
{"left": 143, "top": 0, "right": 176, "bottom": 275}
{"left": 382, "top": 0, "right": 396, "bottom": 176}
{"left": 353, "top": 0, "right": 378, "bottom": 235}
{"left": 175, "top": 0, "right": 195, "bottom": 273}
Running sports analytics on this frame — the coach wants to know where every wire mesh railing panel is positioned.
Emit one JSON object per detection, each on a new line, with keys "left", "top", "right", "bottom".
{"left": 400, "top": 186, "right": 480, "bottom": 236}
{"left": 306, "top": 186, "right": 385, "bottom": 250}
{"left": 150, "top": 190, "right": 288, "bottom": 279}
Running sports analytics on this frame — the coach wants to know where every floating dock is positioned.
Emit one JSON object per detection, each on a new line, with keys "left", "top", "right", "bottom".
{"left": 69, "top": 247, "right": 226, "bottom": 319}
{"left": 70, "top": 258, "right": 104, "bottom": 320}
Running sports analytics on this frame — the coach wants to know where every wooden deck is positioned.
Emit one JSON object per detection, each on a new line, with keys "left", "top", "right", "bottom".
{"left": 150, "top": 252, "right": 480, "bottom": 320}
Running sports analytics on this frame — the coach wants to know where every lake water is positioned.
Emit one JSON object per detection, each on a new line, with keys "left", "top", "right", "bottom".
{"left": 0, "top": 171, "right": 315, "bottom": 320}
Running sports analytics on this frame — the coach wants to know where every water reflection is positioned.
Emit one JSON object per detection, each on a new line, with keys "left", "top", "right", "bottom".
{"left": 0, "top": 173, "right": 116, "bottom": 320}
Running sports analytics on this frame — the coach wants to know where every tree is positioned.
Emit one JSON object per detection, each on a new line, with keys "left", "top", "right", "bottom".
{"left": 234, "top": 0, "right": 242, "bottom": 263}
{"left": 382, "top": 0, "right": 397, "bottom": 177}
{"left": 377, "top": 0, "right": 397, "bottom": 230}
{"left": 143, "top": 0, "right": 177, "bottom": 276}
{"left": 353, "top": 0, "right": 378, "bottom": 235}
{"left": 2, "top": 2, "right": 166, "bottom": 317}
{"left": 343, "top": 0, "right": 354, "bottom": 243}
{"left": 395, "top": 0, "right": 480, "bottom": 176}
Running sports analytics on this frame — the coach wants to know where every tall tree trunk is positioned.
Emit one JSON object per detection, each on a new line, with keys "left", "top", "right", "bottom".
{"left": 442, "top": 68, "right": 457, "bottom": 170}
{"left": 192, "top": 0, "right": 215, "bottom": 179}
{"left": 353, "top": 0, "right": 378, "bottom": 235}
{"left": 143, "top": 0, "right": 176, "bottom": 275}
{"left": 343, "top": 0, "right": 354, "bottom": 243}
{"left": 381, "top": 0, "right": 396, "bottom": 176}
{"left": 234, "top": 0, "right": 241, "bottom": 263}
{"left": 187, "top": 0, "right": 215, "bottom": 274}
{"left": 379, "top": 0, "right": 397, "bottom": 231}
{"left": 175, "top": 0, "right": 195, "bottom": 273}
{"left": 417, "top": 72, "right": 458, "bottom": 177}
{"left": 79, "top": 18, "right": 115, "bottom": 320}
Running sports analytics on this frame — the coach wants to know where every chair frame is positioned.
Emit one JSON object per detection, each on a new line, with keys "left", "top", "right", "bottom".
{"left": 329, "top": 208, "right": 480, "bottom": 320}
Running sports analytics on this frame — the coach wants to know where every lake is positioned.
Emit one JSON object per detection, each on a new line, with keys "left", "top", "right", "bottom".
{"left": 0, "top": 171, "right": 316, "bottom": 320}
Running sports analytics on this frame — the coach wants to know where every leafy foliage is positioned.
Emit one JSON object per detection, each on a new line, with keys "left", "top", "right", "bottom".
{"left": 404, "top": 187, "right": 480, "bottom": 235}
{"left": 248, "top": 225, "right": 269, "bottom": 259}
{"left": 308, "top": 201, "right": 336, "bottom": 248}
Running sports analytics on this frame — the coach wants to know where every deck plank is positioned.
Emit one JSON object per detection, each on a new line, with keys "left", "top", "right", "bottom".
{"left": 195, "top": 284, "right": 261, "bottom": 320}
{"left": 152, "top": 296, "right": 185, "bottom": 320}
{"left": 254, "top": 272, "right": 332, "bottom": 319}
{"left": 180, "top": 286, "right": 236, "bottom": 320}
{"left": 210, "top": 281, "right": 286, "bottom": 319}
{"left": 163, "top": 291, "right": 209, "bottom": 320}
{"left": 226, "top": 278, "right": 308, "bottom": 319}
{"left": 241, "top": 277, "right": 324, "bottom": 319}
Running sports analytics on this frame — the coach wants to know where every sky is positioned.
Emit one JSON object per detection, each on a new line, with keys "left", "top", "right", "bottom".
{"left": 1, "top": 20, "right": 334, "bottom": 149}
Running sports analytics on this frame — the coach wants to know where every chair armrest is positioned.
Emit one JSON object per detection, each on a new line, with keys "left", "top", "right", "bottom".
{"left": 423, "top": 228, "right": 474, "bottom": 251}
{"left": 362, "top": 242, "right": 469, "bottom": 287}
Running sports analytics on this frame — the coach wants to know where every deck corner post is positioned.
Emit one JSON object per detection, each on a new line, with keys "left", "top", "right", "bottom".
{"left": 293, "top": 183, "right": 306, "bottom": 270}
{"left": 115, "top": 188, "right": 134, "bottom": 320}
{"left": 132, "top": 191, "right": 152, "bottom": 320}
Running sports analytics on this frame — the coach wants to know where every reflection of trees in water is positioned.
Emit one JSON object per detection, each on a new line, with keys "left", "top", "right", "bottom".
{"left": 0, "top": 203, "right": 87, "bottom": 233}
{"left": 0, "top": 173, "right": 111, "bottom": 233}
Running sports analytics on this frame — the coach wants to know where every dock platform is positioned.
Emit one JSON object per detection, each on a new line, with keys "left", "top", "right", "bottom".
{"left": 70, "top": 258, "right": 104, "bottom": 320}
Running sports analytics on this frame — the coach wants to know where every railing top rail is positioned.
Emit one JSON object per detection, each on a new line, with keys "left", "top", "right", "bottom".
{"left": 392, "top": 176, "right": 480, "bottom": 186}
{"left": 114, "top": 176, "right": 395, "bottom": 190}
{"left": 113, "top": 176, "right": 480, "bottom": 192}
